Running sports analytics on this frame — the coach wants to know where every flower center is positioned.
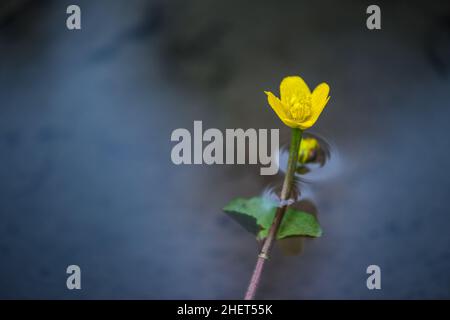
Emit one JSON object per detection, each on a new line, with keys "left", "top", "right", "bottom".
{"left": 287, "top": 95, "right": 311, "bottom": 121}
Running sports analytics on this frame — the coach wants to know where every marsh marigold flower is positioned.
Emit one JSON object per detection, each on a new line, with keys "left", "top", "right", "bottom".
{"left": 265, "top": 76, "right": 330, "bottom": 129}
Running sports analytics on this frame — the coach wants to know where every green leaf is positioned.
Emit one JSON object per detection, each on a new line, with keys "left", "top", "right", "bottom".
{"left": 257, "top": 206, "right": 322, "bottom": 239}
{"left": 223, "top": 197, "right": 276, "bottom": 236}
{"left": 223, "top": 196, "right": 322, "bottom": 240}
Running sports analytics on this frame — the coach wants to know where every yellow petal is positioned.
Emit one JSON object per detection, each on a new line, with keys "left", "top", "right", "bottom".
{"left": 279, "top": 76, "right": 311, "bottom": 105}
{"left": 265, "top": 91, "right": 288, "bottom": 120}
{"left": 300, "top": 83, "right": 330, "bottom": 129}
{"left": 311, "top": 83, "right": 330, "bottom": 109}
{"left": 279, "top": 116, "right": 303, "bottom": 128}
{"left": 297, "top": 121, "right": 317, "bottom": 130}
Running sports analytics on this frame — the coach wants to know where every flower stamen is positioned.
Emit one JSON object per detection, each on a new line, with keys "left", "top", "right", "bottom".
{"left": 287, "top": 95, "right": 311, "bottom": 121}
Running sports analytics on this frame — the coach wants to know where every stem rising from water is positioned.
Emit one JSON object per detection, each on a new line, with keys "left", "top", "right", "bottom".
{"left": 244, "top": 128, "right": 302, "bottom": 300}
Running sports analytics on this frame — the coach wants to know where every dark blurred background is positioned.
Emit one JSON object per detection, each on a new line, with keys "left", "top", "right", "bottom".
{"left": 1, "top": 0, "right": 450, "bottom": 299}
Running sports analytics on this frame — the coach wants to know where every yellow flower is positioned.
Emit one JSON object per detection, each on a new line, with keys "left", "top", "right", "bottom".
{"left": 265, "top": 76, "right": 330, "bottom": 129}
{"left": 298, "top": 137, "right": 320, "bottom": 164}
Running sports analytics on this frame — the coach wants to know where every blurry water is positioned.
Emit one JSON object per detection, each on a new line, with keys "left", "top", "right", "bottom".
{"left": 0, "top": 0, "right": 450, "bottom": 298}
